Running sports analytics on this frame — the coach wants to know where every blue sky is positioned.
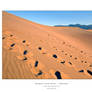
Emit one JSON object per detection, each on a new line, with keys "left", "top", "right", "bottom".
{"left": 6, "top": 11, "right": 92, "bottom": 26}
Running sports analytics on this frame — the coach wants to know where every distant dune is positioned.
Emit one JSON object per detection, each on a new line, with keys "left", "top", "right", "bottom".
{"left": 2, "top": 11, "right": 92, "bottom": 79}
{"left": 86, "top": 29, "right": 92, "bottom": 31}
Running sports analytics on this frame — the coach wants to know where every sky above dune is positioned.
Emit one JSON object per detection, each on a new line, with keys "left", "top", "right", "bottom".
{"left": 6, "top": 11, "right": 92, "bottom": 26}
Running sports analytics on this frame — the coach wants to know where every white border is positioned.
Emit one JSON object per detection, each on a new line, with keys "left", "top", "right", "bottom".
{"left": 0, "top": 0, "right": 92, "bottom": 92}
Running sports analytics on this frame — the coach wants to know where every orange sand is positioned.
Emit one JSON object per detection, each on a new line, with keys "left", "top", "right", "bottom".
{"left": 2, "top": 11, "right": 92, "bottom": 79}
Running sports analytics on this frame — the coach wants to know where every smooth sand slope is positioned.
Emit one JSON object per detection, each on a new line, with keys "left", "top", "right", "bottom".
{"left": 2, "top": 12, "right": 92, "bottom": 79}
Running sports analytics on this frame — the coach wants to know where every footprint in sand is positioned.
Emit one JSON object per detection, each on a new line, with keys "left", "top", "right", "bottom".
{"left": 80, "top": 50, "right": 83, "bottom": 53}
{"left": 10, "top": 34, "right": 13, "bottom": 37}
{"left": 65, "top": 53, "right": 67, "bottom": 55}
{"left": 68, "top": 61, "right": 72, "bottom": 65}
{"left": 42, "top": 52, "right": 46, "bottom": 54}
{"left": 34, "top": 61, "right": 38, "bottom": 67}
{"left": 81, "top": 61, "right": 84, "bottom": 63}
{"left": 81, "top": 60, "right": 87, "bottom": 64}
{"left": 36, "top": 70, "right": 43, "bottom": 76}
{"left": 69, "top": 45, "right": 71, "bottom": 47}
{"left": 61, "top": 50, "right": 64, "bottom": 53}
{"left": 74, "top": 57, "right": 77, "bottom": 60}
{"left": 9, "top": 43, "right": 15, "bottom": 50}
{"left": 22, "top": 40, "right": 26, "bottom": 43}
{"left": 55, "top": 71, "right": 62, "bottom": 79}
{"left": 23, "top": 57, "right": 27, "bottom": 61}
{"left": 60, "top": 60, "right": 65, "bottom": 64}
{"left": 89, "top": 65, "right": 92, "bottom": 67}
{"left": 70, "top": 55, "right": 72, "bottom": 57}
{"left": 26, "top": 44, "right": 30, "bottom": 46}
{"left": 2, "top": 37, "right": 5, "bottom": 39}
{"left": 38, "top": 47, "right": 42, "bottom": 50}
{"left": 87, "top": 70, "right": 92, "bottom": 76}
{"left": 56, "top": 48, "right": 58, "bottom": 50}
{"left": 23, "top": 50, "right": 27, "bottom": 55}
{"left": 79, "top": 70, "right": 84, "bottom": 73}
{"left": 53, "top": 54, "right": 58, "bottom": 58}
{"left": 85, "top": 61, "right": 87, "bottom": 63}
{"left": 10, "top": 43, "right": 15, "bottom": 47}
{"left": 62, "top": 41, "right": 65, "bottom": 44}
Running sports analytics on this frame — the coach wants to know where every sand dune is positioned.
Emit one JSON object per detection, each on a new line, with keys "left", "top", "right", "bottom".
{"left": 86, "top": 29, "right": 92, "bottom": 32}
{"left": 2, "top": 11, "right": 92, "bottom": 79}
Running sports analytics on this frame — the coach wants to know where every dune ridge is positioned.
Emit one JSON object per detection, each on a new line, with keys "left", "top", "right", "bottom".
{"left": 2, "top": 11, "right": 92, "bottom": 79}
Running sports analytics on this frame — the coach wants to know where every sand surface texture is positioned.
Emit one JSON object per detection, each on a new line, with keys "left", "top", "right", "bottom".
{"left": 2, "top": 12, "right": 92, "bottom": 79}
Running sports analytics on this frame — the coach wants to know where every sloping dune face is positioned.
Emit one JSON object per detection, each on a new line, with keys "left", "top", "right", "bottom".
{"left": 2, "top": 11, "right": 92, "bottom": 79}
